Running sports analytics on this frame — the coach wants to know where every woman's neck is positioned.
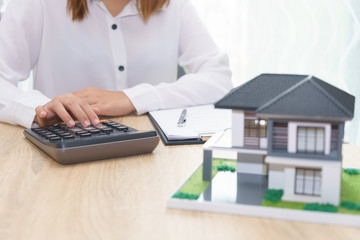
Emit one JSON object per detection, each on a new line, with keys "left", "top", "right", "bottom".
{"left": 102, "top": 0, "right": 131, "bottom": 17}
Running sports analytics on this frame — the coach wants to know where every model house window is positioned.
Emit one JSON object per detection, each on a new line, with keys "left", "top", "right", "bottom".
{"left": 272, "top": 122, "right": 288, "bottom": 150}
{"left": 244, "top": 113, "right": 267, "bottom": 148}
{"left": 244, "top": 113, "right": 267, "bottom": 138}
{"left": 295, "top": 168, "right": 321, "bottom": 196}
{"left": 297, "top": 127, "right": 325, "bottom": 154}
{"left": 331, "top": 125, "right": 339, "bottom": 151}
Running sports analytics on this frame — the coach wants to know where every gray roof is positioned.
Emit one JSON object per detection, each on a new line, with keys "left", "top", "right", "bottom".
{"left": 215, "top": 74, "right": 355, "bottom": 120}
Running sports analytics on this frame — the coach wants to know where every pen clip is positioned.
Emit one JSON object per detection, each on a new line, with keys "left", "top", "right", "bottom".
{"left": 177, "top": 109, "right": 187, "bottom": 127}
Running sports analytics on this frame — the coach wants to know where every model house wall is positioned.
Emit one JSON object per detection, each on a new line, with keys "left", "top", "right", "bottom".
{"left": 236, "top": 153, "right": 267, "bottom": 175}
{"left": 266, "top": 156, "right": 342, "bottom": 205}
{"left": 232, "top": 110, "right": 244, "bottom": 147}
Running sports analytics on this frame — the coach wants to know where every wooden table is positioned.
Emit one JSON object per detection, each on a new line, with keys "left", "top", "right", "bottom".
{"left": 0, "top": 115, "right": 359, "bottom": 240}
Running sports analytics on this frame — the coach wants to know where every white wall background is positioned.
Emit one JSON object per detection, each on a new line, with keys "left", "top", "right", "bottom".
{"left": 1, "top": 0, "right": 359, "bottom": 146}
{"left": 191, "top": 0, "right": 360, "bottom": 146}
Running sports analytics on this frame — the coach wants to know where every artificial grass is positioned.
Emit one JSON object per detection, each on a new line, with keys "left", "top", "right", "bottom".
{"left": 338, "top": 169, "right": 360, "bottom": 215}
{"left": 341, "top": 169, "right": 360, "bottom": 203}
{"left": 174, "top": 159, "right": 236, "bottom": 198}
{"left": 262, "top": 200, "right": 305, "bottom": 210}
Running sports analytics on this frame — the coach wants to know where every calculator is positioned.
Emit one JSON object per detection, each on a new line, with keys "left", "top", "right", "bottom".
{"left": 23, "top": 120, "right": 160, "bottom": 164}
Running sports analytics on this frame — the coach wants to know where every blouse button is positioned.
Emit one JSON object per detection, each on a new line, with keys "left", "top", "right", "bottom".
{"left": 112, "top": 24, "right": 117, "bottom": 30}
{"left": 118, "top": 65, "right": 125, "bottom": 71}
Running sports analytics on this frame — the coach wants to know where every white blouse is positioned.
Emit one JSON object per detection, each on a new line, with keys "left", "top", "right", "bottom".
{"left": 0, "top": 0, "right": 232, "bottom": 128}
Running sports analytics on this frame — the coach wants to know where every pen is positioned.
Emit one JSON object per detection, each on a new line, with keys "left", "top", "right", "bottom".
{"left": 177, "top": 109, "right": 187, "bottom": 127}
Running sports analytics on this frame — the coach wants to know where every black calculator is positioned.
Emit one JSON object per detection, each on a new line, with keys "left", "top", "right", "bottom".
{"left": 24, "top": 120, "right": 160, "bottom": 164}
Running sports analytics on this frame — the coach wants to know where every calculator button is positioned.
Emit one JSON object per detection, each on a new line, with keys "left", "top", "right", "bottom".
{"left": 59, "top": 133, "right": 73, "bottom": 137}
{"left": 38, "top": 130, "right": 52, "bottom": 135}
{"left": 103, "top": 121, "right": 119, "bottom": 127}
{"left": 79, "top": 133, "right": 92, "bottom": 137}
{"left": 102, "top": 128, "right": 113, "bottom": 133}
{"left": 75, "top": 131, "right": 89, "bottom": 136}
{"left": 83, "top": 127, "right": 96, "bottom": 131}
{"left": 69, "top": 127, "right": 83, "bottom": 132}
{"left": 88, "top": 129, "right": 101, "bottom": 134}
{"left": 63, "top": 135, "right": 75, "bottom": 139}
{"left": 49, "top": 136, "right": 62, "bottom": 141}
{"left": 94, "top": 124, "right": 108, "bottom": 129}
{"left": 45, "top": 134, "right": 58, "bottom": 139}
{"left": 110, "top": 123, "right": 122, "bottom": 128}
{"left": 116, "top": 126, "right": 129, "bottom": 131}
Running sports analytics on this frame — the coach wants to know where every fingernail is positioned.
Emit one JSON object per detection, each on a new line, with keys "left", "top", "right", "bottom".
{"left": 84, "top": 120, "right": 90, "bottom": 127}
{"left": 93, "top": 119, "right": 100, "bottom": 125}
{"left": 40, "top": 111, "right": 46, "bottom": 118}
{"left": 68, "top": 120, "right": 75, "bottom": 126}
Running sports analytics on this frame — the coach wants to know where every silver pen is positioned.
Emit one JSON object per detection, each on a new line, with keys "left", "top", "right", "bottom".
{"left": 177, "top": 109, "right": 187, "bottom": 127}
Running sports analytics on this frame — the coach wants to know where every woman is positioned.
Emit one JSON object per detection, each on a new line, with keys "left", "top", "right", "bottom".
{"left": 0, "top": 0, "right": 232, "bottom": 128}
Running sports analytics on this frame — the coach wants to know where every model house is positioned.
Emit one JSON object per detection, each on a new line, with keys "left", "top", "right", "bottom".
{"left": 202, "top": 74, "right": 355, "bottom": 205}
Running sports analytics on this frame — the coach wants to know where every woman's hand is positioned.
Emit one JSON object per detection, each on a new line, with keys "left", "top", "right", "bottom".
{"left": 73, "top": 87, "right": 136, "bottom": 116}
{"left": 34, "top": 93, "right": 100, "bottom": 127}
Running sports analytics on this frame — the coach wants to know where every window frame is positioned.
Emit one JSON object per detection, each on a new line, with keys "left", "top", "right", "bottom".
{"left": 244, "top": 112, "right": 267, "bottom": 138}
{"left": 296, "top": 126, "right": 325, "bottom": 154}
{"left": 287, "top": 122, "right": 331, "bottom": 155}
{"left": 294, "top": 168, "right": 322, "bottom": 196}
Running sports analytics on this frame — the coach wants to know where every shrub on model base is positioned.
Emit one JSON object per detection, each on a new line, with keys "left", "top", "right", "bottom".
{"left": 173, "top": 192, "right": 200, "bottom": 200}
{"left": 303, "top": 203, "right": 338, "bottom": 212}
{"left": 264, "top": 189, "right": 284, "bottom": 203}
{"left": 344, "top": 168, "right": 360, "bottom": 175}
{"left": 341, "top": 201, "right": 360, "bottom": 211}
{"left": 216, "top": 164, "right": 236, "bottom": 173}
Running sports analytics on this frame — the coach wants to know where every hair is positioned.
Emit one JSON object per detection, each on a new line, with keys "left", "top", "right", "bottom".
{"left": 67, "top": 0, "right": 170, "bottom": 21}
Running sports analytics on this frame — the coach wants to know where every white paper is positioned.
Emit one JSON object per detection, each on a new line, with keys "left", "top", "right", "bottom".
{"left": 149, "top": 105, "right": 231, "bottom": 140}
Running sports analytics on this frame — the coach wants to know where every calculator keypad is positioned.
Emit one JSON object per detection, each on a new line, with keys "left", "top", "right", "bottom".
{"left": 31, "top": 120, "right": 132, "bottom": 142}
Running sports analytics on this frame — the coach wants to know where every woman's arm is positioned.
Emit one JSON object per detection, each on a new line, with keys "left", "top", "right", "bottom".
{"left": 0, "top": 0, "right": 100, "bottom": 128}
{"left": 122, "top": 0, "right": 233, "bottom": 114}
{"left": 0, "top": 0, "right": 50, "bottom": 128}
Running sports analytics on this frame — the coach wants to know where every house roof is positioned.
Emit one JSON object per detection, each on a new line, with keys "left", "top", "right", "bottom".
{"left": 215, "top": 74, "right": 355, "bottom": 120}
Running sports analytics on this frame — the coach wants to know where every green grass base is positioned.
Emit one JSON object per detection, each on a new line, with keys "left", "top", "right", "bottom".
{"left": 174, "top": 159, "right": 236, "bottom": 198}
{"left": 173, "top": 159, "right": 360, "bottom": 216}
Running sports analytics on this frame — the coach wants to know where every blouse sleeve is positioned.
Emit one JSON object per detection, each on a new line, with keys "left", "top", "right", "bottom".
{"left": 123, "top": 0, "right": 233, "bottom": 114}
{"left": 0, "top": 0, "right": 50, "bottom": 128}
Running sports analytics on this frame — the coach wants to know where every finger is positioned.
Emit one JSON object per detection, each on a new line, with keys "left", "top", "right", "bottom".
{"left": 50, "top": 102, "right": 76, "bottom": 127}
{"left": 92, "top": 106, "right": 101, "bottom": 115}
{"left": 35, "top": 106, "right": 47, "bottom": 118}
{"left": 79, "top": 102, "right": 100, "bottom": 126}
{"left": 66, "top": 100, "right": 100, "bottom": 127}
{"left": 65, "top": 102, "right": 91, "bottom": 127}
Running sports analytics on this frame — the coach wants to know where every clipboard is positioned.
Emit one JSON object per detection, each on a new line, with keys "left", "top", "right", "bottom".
{"left": 147, "top": 105, "right": 231, "bottom": 146}
{"left": 148, "top": 113, "right": 205, "bottom": 145}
